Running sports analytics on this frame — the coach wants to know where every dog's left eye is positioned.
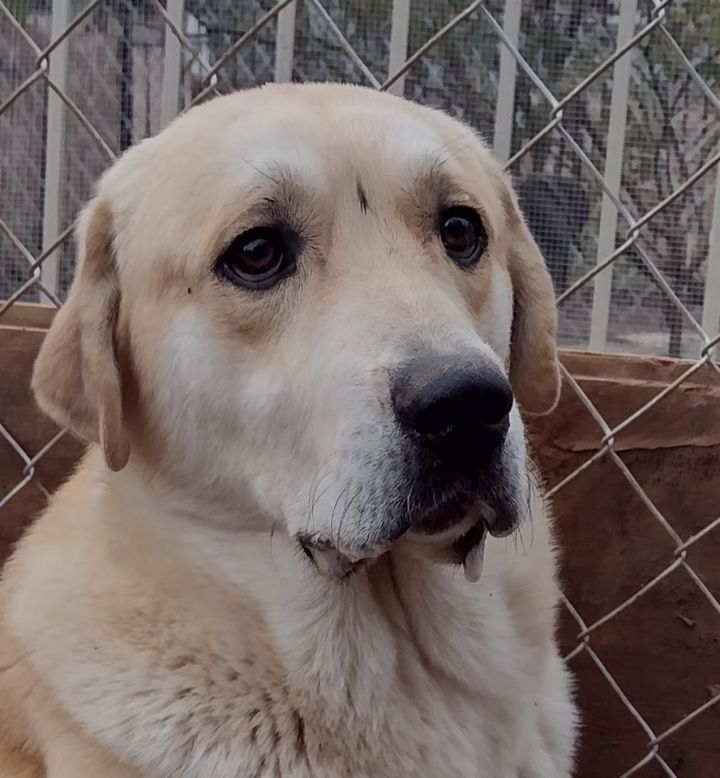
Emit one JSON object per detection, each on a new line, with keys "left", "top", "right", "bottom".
{"left": 215, "top": 227, "right": 296, "bottom": 290}
{"left": 439, "top": 206, "right": 487, "bottom": 268}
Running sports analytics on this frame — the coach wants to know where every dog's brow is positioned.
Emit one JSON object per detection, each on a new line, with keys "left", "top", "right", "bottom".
{"left": 242, "top": 157, "right": 290, "bottom": 186}
{"left": 408, "top": 154, "right": 465, "bottom": 207}
{"left": 242, "top": 161, "right": 313, "bottom": 224}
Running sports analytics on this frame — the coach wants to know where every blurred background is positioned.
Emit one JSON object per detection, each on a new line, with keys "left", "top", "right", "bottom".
{"left": 2, "top": 0, "right": 720, "bottom": 358}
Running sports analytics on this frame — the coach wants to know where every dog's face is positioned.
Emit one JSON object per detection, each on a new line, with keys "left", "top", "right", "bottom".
{"left": 33, "top": 84, "right": 559, "bottom": 580}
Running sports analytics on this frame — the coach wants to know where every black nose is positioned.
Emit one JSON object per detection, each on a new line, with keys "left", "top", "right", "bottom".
{"left": 392, "top": 354, "right": 513, "bottom": 463}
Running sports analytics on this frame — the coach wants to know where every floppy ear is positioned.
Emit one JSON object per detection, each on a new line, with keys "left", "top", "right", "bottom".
{"left": 32, "top": 198, "right": 130, "bottom": 471}
{"left": 503, "top": 185, "right": 561, "bottom": 416}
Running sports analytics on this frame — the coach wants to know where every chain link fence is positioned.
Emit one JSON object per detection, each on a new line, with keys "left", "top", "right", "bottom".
{"left": 1, "top": 1, "right": 719, "bottom": 775}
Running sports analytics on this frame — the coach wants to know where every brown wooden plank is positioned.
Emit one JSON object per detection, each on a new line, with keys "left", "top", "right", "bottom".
{"left": 0, "top": 323, "right": 83, "bottom": 565}
{"left": 0, "top": 302, "right": 57, "bottom": 331}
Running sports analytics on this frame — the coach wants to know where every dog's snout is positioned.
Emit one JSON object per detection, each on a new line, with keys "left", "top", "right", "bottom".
{"left": 392, "top": 355, "right": 513, "bottom": 462}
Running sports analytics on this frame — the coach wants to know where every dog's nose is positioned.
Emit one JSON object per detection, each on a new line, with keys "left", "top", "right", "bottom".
{"left": 392, "top": 355, "right": 513, "bottom": 462}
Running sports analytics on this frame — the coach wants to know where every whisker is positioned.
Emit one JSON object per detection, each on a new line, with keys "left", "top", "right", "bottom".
{"left": 335, "top": 485, "right": 363, "bottom": 550}
{"left": 329, "top": 483, "right": 351, "bottom": 546}
{"left": 305, "top": 452, "right": 341, "bottom": 537}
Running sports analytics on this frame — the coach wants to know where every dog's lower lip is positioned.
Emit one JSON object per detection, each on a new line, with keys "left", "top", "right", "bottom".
{"left": 411, "top": 494, "right": 516, "bottom": 539}
{"left": 411, "top": 493, "right": 472, "bottom": 535}
{"left": 298, "top": 535, "right": 366, "bottom": 579}
{"left": 483, "top": 503, "right": 520, "bottom": 538}
{"left": 297, "top": 496, "right": 518, "bottom": 580}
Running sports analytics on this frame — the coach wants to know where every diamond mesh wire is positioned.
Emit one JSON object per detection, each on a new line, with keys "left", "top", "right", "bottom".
{"left": 1, "top": 1, "right": 719, "bottom": 775}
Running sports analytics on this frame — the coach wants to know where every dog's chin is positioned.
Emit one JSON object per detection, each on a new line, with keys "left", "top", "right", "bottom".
{"left": 397, "top": 495, "right": 515, "bottom": 583}
{"left": 298, "top": 495, "right": 519, "bottom": 584}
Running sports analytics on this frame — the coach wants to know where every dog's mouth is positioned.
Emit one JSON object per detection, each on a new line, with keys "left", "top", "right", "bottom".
{"left": 298, "top": 492, "right": 518, "bottom": 583}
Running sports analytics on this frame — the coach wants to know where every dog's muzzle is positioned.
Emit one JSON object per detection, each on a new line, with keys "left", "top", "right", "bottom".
{"left": 391, "top": 352, "right": 520, "bottom": 581}
{"left": 299, "top": 353, "right": 522, "bottom": 583}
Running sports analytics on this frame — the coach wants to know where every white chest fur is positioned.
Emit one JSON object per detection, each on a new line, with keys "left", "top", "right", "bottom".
{"left": 5, "top": 485, "right": 575, "bottom": 778}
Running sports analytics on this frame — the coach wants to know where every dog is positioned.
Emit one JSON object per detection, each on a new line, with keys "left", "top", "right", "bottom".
{"left": 0, "top": 83, "right": 577, "bottom": 777}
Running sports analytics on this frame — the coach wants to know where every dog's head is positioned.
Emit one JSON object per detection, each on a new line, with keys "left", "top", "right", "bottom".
{"left": 33, "top": 84, "right": 559, "bottom": 580}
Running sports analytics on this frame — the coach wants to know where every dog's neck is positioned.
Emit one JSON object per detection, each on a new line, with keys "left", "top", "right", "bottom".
{"left": 96, "top": 449, "right": 553, "bottom": 721}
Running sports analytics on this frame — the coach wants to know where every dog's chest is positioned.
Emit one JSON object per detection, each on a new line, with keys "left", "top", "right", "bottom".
{"left": 15, "top": 533, "right": 543, "bottom": 777}
{"left": 89, "top": 606, "right": 529, "bottom": 778}
{"left": 39, "top": 591, "right": 531, "bottom": 778}
{"left": 110, "top": 649, "right": 524, "bottom": 778}
{"left": 253, "top": 687, "right": 511, "bottom": 778}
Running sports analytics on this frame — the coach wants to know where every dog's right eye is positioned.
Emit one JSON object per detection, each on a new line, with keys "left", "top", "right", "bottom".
{"left": 215, "top": 227, "right": 296, "bottom": 290}
{"left": 439, "top": 206, "right": 487, "bottom": 269}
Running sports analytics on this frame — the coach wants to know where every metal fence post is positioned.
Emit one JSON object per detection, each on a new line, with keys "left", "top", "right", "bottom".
{"left": 275, "top": 1, "right": 297, "bottom": 83}
{"left": 160, "top": 0, "right": 185, "bottom": 128}
{"left": 275, "top": 2, "right": 297, "bottom": 81}
{"left": 41, "top": 0, "right": 71, "bottom": 302}
{"left": 703, "top": 170, "right": 720, "bottom": 347}
{"left": 492, "top": 0, "right": 521, "bottom": 163}
{"left": 388, "top": 0, "right": 411, "bottom": 96}
{"left": 589, "top": 0, "right": 636, "bottom": 351}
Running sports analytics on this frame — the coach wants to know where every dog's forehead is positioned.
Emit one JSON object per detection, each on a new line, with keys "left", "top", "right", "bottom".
{"left": 122, "top": 86, "right": 498, "bottom": 204}
{"left": 113, "top": 86, "right": 497, "bottom": 202}
{"left": 213, "top": 98, "right": 452, "bottom": 189}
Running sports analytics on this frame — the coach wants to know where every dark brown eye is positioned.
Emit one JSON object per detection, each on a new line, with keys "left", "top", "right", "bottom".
{"left": 439, "top": 206, "right": 487, "bottom": 267}
{"left": 215, "top": 227, "right": 296, "bottom": 290}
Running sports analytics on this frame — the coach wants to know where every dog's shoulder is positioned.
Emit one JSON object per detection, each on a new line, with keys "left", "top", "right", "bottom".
{"left": 0, "top": 618, "right": 45, "bottom": 778}
{"left": 0, "top": 459, "right": 324, "bottom": 776}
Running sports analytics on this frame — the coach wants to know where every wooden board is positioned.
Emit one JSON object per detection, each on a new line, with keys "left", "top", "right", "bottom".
{"left": 0, "top": 306, "right": 83, "bottom": 563}
{"left": 528, "top": 371, "right": 720, "bottom": 778}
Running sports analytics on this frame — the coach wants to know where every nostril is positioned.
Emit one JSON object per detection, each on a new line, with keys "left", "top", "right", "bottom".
{"left": 477, "top": 378, "right": 514, "bottom": 426}
{"left": 410, "top": 392, "right": 463, "bottom": 438}
{"left": 393, "top": 364, "right": 462, "bottom": 437}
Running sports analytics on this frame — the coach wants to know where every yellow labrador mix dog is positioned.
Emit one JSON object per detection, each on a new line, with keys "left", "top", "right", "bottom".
{"left": 0, "top": 83, "right": 577, "bottom": 777}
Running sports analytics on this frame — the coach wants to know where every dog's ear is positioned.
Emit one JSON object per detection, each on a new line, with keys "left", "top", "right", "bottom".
{"left": 32, "top": 198, "right": 130, "bottom": 471}
{"left": 502, "top": 183, "right": 561, "bottom": 416}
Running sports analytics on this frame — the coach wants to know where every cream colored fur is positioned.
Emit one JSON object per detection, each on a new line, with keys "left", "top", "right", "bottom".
{"left": 0, "top": 83, "right": 577, "bottom": 777}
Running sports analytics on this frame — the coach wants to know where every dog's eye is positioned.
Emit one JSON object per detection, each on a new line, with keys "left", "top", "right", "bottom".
{"left": 215, "top": 227, "right": 295, "bottom": 290}
{"left": 439, "top": 207, "right": 487, "bottom": 268}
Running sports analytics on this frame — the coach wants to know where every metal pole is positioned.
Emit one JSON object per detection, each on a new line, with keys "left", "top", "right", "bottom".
{"left": 702, "top": 168, "right": 720, "bottom": 344}
{"left": 492, "top": 0, "right": 521, "bottom": 163}
{"left": 589, "top": 0, "right": 637, "bottom": 351}
{"left": 41, "top": 0, "right": 71, "bottom": 302}
{"left": 275, "top": 1, "right": 297, "bottom": 82}
{"left": 161, "top": 0, "right": 185, "bottom": 127}
{"left": 117, "top": 2, "right": 134, "bottom": 151}
{"left": 387, "top": 0, "right": 411, "bottom": 96}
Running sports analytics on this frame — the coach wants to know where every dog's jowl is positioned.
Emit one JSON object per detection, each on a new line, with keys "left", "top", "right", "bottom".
{"left": 0, "top": 84, "right": 578, "bottom": 778}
